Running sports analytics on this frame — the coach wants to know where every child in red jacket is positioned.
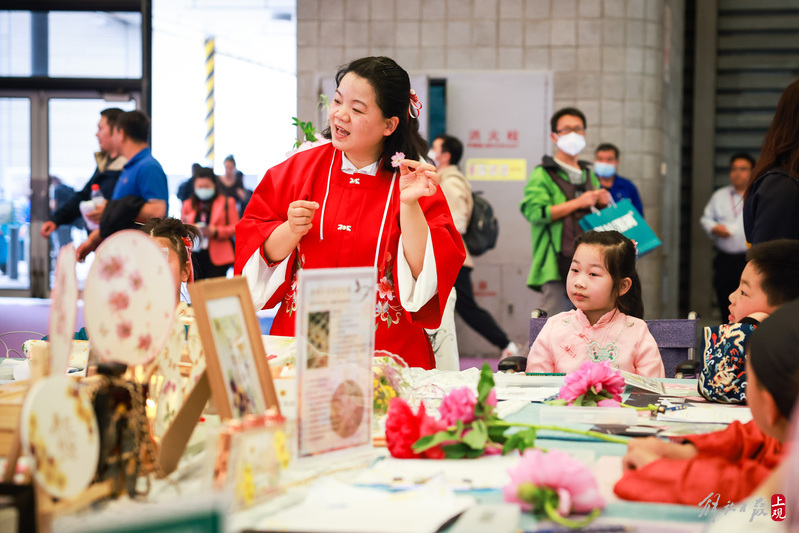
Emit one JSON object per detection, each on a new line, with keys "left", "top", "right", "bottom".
{"left": 614, "top": 298, "right": 799, "bottom": 505}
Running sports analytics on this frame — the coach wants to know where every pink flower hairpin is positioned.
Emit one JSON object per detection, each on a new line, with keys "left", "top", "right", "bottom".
{"left": 391, "top": 152, "right": 405, "bottom": 168}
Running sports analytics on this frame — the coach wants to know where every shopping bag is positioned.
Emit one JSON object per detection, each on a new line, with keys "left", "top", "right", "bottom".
{"left": 578, "top": 198, "right": 661, "bottom": 255}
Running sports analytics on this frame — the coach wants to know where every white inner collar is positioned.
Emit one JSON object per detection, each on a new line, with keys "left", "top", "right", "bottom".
{"left": 341, "top": 153, "right": 379, "bottom": 176}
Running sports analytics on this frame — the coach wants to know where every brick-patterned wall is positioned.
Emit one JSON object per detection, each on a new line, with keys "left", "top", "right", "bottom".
{"left": 297, "top": 0, "right": 684, "bottom": 319}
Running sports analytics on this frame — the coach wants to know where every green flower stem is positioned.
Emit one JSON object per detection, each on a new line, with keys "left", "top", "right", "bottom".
{"left": 620, "top": 402, "right": 658, "bottom": 412}
{"left": 493, "top": 421, "right": 629, "bottom": 444}
{"left": 543, "top": 499, "right": 602, "bottom": 529}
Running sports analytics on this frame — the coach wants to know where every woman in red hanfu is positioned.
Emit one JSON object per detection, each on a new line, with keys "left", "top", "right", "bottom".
{"left": 234, "top": 57, "right": 465, "bottom": 369}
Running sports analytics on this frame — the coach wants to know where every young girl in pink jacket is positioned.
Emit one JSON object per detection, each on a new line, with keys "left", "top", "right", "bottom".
{"left": 526, "top": 230, "right": 664, "bottom": 377}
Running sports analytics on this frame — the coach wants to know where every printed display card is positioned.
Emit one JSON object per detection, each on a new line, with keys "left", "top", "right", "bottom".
{"left": 295, "top": 267, "right": 377, "bottom": 459}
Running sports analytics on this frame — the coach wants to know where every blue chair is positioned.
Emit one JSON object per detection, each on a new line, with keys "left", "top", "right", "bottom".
{"left": 499, "top": 310, "right": 700, "bottom": 378}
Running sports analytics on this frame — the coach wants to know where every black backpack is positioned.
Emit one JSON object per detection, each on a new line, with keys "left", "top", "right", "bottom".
{"left": 463, "top": 191, "right": 499, "bottom": 256}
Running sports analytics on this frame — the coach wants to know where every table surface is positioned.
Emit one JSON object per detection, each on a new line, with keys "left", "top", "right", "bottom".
{"left": 51, "top": 376, "right": 726, "bottom": 532}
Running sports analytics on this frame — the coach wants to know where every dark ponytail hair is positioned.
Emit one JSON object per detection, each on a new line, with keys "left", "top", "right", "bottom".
{"left": 139, "top": 217, "right": 200, "bottom": 275}
{"left": 322, "top": 56, "right": 428, "bottom": 172}
{"left": 574, "top": 230, "right": 644, "bottom": 319}
{"left": 746, "top": 78, "right": 799, "bottom": 198}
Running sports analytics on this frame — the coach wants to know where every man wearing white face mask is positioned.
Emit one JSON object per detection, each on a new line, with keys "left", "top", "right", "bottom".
{"left": 594, "top": 143, "right": 644, "bottom": 216}
{"left": 520, "top": 108, "right": 611, "bottom": 315}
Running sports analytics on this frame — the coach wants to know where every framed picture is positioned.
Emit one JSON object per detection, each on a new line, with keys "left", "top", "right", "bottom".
{"left": 188, "top": 277, "right": 280, "bottom": 420}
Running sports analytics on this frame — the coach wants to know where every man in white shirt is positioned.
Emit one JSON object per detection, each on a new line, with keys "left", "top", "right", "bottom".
{"left": 700, "top": 153, "right": 755, "bottom": 321}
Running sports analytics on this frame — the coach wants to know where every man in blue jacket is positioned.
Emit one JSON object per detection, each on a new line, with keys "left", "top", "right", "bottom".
{"left": 593, "top": 143, "right": 645, "bottom": 216}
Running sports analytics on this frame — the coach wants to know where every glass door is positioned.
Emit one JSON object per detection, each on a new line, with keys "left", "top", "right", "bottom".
{"left": 0, "top": 93, "right": 138, "bottom": 297}
{"left": 0, "top": 97, "right": 32, "bottom": 292}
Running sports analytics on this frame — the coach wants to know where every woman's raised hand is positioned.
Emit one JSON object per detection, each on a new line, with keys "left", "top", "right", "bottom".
{"left": 398, "top": 159, "right": 439, "bottom": 205}
{"left": 286, "top": 200, "right": 319, "bottom": 236}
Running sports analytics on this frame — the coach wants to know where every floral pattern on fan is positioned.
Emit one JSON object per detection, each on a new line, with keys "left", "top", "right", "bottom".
{"left": 154, "top": 303, "right": 189, "bottom": 439}
{"left": 20, "top": 375, "right": 100, "bottom": 499}
{"left": 83, "top": 230, "right": 177, "bottom": 366}
{"left": 48, "top": 243, "right": 79, "bottom": 374}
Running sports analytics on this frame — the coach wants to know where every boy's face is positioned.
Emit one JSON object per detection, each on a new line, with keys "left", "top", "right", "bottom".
{"left": 727, "top": 262, "right": 777, "bottom": 323}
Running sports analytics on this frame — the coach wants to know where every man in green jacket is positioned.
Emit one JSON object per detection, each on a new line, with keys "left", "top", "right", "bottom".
{"left": 520, "top": 107, "right": 610, "bottom": 315}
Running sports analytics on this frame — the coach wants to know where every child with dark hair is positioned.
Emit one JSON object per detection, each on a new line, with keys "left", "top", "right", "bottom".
{"left": 235, "top": 56, "right": 465, "bottom": 370}
{"left": 526, "top": 230, "right": 664, "bottom": 377}
{"left": 140, "top": 217, "right": 199, "bottom": 303}
{"left": 615, "top": 298, "right": 799, "bottom": 505}
{"left": 699, "top": 239, "right": 799, "bottom": 404}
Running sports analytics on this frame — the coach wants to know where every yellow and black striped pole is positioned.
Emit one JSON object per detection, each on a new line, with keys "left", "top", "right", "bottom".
{"left": 204, "top": 36, "right": 215, "bottom": 166}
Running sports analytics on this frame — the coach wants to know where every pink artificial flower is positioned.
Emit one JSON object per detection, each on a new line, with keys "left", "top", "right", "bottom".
{"left": 487, "top": 389, "right": 498, "bottom": 408}
{"left": 597, "top": 398, "right": 621, "bottom": 407}
{"left": 484, "top": 441, "right": 504, "bottom": 455}
{"left": 391, "top": 152, "right": 405, "bottom": 168}
{"left": 503, "top": 449, "right": 605, "bottom": 514}
{"left": 439, "top": 387, "right": 477, "bottom": 426}
{"left": 558, "top": 361, "right": 625, "bottom": 406}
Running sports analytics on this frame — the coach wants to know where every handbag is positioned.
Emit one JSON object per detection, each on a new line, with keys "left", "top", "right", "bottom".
{"left": 578, "top": 198, "right": 661, "bottom": 255}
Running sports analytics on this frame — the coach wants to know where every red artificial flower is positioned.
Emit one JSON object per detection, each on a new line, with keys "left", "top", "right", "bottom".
{"left": 385, "top": 397, "right": 447, "bottom": 459}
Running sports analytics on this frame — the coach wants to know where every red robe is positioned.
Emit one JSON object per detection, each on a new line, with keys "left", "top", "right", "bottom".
{"left": 234, "top": 143, "right": 466, "bottom": 369}
{"left": 614, "top": 420, "right": 784, "bottom": 505}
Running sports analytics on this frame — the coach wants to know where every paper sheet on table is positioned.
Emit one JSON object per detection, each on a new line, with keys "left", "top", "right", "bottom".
{"left": 656, "top": 404, "right": 752, "bottom": 424}
{"left": 495, "top": 386, "right": 560, "bottom": 402}
{"left": 353, "top": 456, "right": 517, "bottom": 490}
{"left": 253, "top": 477, "right": 475, "bottom": 533}
{"left": 353, "top": 450, "right": 596, "bottom": 492}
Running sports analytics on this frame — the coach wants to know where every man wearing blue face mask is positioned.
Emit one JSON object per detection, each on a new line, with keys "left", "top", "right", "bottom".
{"left": 520, "top": 108, "right": 611, "bottom": 315}
{"left": 593, "top": 143, "right": 644, "bottom": 216}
